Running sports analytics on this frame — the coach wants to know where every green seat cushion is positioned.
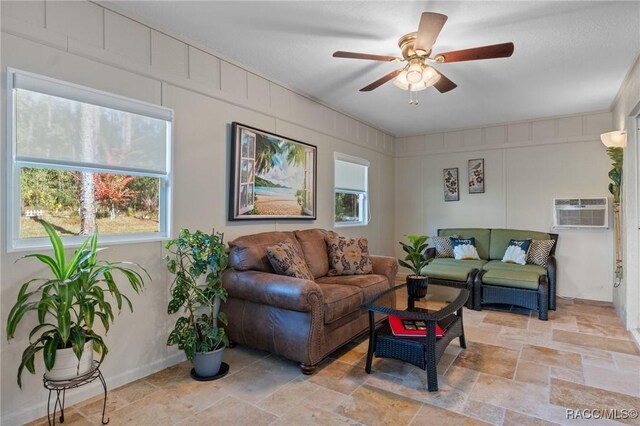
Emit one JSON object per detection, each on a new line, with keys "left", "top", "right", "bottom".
{"left": 428, "top": 258, "right": 488, "bottom": 270}
{"left": 482, "top": 269, "right": 540, "bottom": 290}
{"left": 422, "top": 259, "right": 485, "bottom": 282}
{"left": 482, "top": 260, "right": 547, "bottom": 276}
{"left": 489, "top": 229, "right": 550, "bottom": 260}
{"left": 439, "top": 228, "right": 490, "bottom": 260}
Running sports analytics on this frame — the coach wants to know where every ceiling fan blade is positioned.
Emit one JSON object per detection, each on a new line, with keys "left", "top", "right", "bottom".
{"left": 433, "top": 70, "right": 457, "bottom": 93}
{"left": 333, "top": 51, "right": 400, "bottom": 62}
{"left": 434, "top": 42, "right": 514, "bottom": 63}
{"left": 414, "top": 12, "right": 448, "bottom": 54}
{"left": 360, "top": 68, "right": 404, "bottom": 92}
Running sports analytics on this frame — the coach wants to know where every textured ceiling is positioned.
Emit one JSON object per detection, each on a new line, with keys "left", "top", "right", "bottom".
{"left": 111, "top": 1, "right": 640, "bottom": 137}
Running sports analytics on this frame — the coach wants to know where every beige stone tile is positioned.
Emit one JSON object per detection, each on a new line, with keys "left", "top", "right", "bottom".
{"left": 462, "top": 325, "right": 499, "bottom": 345}
{"left": 107, "top": 389, "right": 196, "bottom": 424}
{"left": 561, "top": 303, "right": 619, "bottom": 318}
{"left": 110, "top": 379, "right": 159, "bottom": 403}
{"left": 482, "top": 311, "right": 529, "bottom": 329}
{"left": 357, "top": 356, "right": 416, "bottom": 379}
{"left": 256, "top": 376, "right": 319, "bottom": 416}
{"left": 223, "top": 355, "right": 300, "bottom": 403}
{"left": 553, "top": 330, "right": 640, "bottom": 355}
{"left": 336, "top": 384, "right": 423, "bottom": 426}
{"left": 436, "top": 352, "right": 457, "bottom": 375}
{"left": 550, "top": 378, "right": 640, "bottom": 426}
{"left": 308, "top": 386, "right": 351, "bottom": 412}
{"left": 309, "top": 359, "right": 369, "bottom": 395}
{"left": 442, "top": 365, "right": 480, "bottom": 393}
{"left": 163, "top": 379, "right": 228, "bottom": 411}
{"left": 178, "top": 395, "right": 276, "bottom": 426}
{"left": 582, "top": 364, "right": 640, "bottom": 397}
{"left": 614, "top": 352, "right": 640, "bottom": 371}
{"left": 144, "top": 361, "right": 193, "bottom": 387}
{"left": 469, "top": 373, "right": 549, "bottom": 417}
{"left": 521, "top": 344, "right": 583, "bottom": 371}
{"left": 329, "top": 339, "right": 370, "bottom": 365}
{"left": 494, "top": 337, "right": 525, "bottom": 351}
{"left": 573, "top": 298, "right": 616, "bottom": 308}
{"left": 576, "top": 316, "right": 631, "bottom": 339}
{"left": 503, "top": 409, "right": 561, "bottom": 426}
{"left": 454, "top": 399, "right": 505, "bottom": 425}
{"left": 549, "top": 341, "right": 615, "bottom": 361}
{"left": 272, "top": 401, "right": 362, "bottom": 426}
{"left": 75, "top": 392, "right": 130, "bottom": 424}
{"left": 410, "top": 403, "right": 492, "bottom": 425}
{"left": 24, "top": 409, "right": 93, "bottom": 426}
{"left": 546, "top": 312, "right": 579, "bottom": 332}
{"left": 224, "top": 344, "right": 271, "bottom": 371}
{"left": 550, "top": 366, "right": 585, "bottom": 385}
{"left": 451, "top": 341, "right": 519, "bottom": 379}
{"left": 515, "top": 361, "right": 550, "bottom": 386}
{"left": 582, "top": 355, "right": 617, "bottom": 369}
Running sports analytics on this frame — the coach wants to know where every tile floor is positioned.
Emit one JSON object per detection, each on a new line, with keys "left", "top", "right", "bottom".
{"left": 27, "top": 296, "right": 640, "bottom": 426}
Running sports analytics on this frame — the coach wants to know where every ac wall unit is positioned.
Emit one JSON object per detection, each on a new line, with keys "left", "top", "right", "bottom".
{"left": 553, "top": 197, "right": 609, "bottom": 228}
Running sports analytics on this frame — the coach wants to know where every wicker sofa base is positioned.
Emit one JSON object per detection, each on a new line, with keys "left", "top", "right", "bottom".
{"left": 476, "top": 273, "right": 549, "bottom": 320}
{"left": 427, "top": 271, "right": 477, "bottom": 310}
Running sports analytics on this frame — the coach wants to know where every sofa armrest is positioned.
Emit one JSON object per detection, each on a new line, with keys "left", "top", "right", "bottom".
{"left": 222, "top": 269, "right": 322, "bottom": 312}
{"left": 370, "top": 255, "right": 398, "bottom": 286}
{"left": 547, "top": 255, "right": 557, "bottom": 310}
{"left": 425, "top": 247, "right": 436, "bottom": 260}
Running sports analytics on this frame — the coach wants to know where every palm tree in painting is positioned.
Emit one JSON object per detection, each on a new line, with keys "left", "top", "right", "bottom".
{"left": 255, "top": 135, "right": 283, "bottom": 174}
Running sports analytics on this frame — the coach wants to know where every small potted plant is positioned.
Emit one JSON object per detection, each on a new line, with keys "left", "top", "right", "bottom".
{"left": 165, "top": 228, "right": 229, "bottom": 379}
{"left": 6, "top": 221, "right": 148, "bottom": 387}
{"left": 398, "top": 234, "right": 431, "bottom": 299}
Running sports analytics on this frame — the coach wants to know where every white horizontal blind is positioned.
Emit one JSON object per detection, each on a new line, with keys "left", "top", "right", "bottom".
{"left": 335, "top": 159, "right": 367, "bottom": 192}
{"left": 13, "top": 72, "right": 172, "bottom": 175}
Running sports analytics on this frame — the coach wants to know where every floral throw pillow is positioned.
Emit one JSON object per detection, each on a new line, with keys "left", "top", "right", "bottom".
{"left": 502, "top": 239, "right": 532, "bottom": 265}
{"left": 451, "top": 237, "right": 480, "bottom": 260}
{"left": 325, "top": 235, "right": 373, "bottom": 276}
{"left": 266, "top": 240, "right": 314, "bottom": 280}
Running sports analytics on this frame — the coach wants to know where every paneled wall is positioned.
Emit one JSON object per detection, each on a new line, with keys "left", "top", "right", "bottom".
{"left": 395, "top": 112, "right": 615, "bottom": 302}
{"left": 0, "top": 2, "right": 395, "bottom": 424}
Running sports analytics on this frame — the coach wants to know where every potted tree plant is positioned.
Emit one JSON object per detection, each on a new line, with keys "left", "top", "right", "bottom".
{"left": 6, "top": 221, "right": 148, "bottom": 387}
{"left": 165, "top": 228, "right": 229, "bottom": 379}
{"left": 398, "top": 234, "right": 431, "bottom": 299}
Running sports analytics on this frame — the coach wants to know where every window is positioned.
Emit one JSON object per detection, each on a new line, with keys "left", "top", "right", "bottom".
{"left": 334, "top": 154, "right": 369, "bottom": 226}
{"left": 8, "top": 70, "right": 172, "bottom": 250}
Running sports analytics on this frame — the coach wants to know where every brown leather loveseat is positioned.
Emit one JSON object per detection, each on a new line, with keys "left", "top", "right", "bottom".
{"left": 221, "top": 229, "right": 397, "bottom": 374}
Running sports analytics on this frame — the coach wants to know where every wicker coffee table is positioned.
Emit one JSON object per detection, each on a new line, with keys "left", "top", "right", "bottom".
{"left": 363, "top": 282, "right": 469, "bottom": 391}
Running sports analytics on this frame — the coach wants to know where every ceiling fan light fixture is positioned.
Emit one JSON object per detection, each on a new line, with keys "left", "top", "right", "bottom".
{"left": 393, "top": 70, "right": 428, "bottom": 91}
{"left": 422, "top": 65, "right": 441, "bottom": 87}
{"left": 406, "top": 62, "right": 423, "bottom": 84}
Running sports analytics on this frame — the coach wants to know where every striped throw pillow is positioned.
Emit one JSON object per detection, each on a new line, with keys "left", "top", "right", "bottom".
{"left": 526, "top": 239, "right": 555, "bottom": 267}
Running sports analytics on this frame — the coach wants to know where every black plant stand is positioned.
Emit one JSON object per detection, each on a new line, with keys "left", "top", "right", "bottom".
{"left": 43, "top": 361, "right": 108, "bottom": 425}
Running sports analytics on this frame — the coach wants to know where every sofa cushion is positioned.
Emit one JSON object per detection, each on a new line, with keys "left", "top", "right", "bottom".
{"left": 266, "top": 240, "right": 315, "bottom": 280}
{"left": 501, "top": 239, "right": 532, "bottom": 265}
{"left": 317, "top": 283, "right": 364, "bottom": 324}
{"left": 439, "top": 229, "right": 491, "bottom": 260}
{"left": 421, "top": 258, "right": 487, "bottom": 282}
{"left": 229, "top": 231, "right": 301, "bottom": 272}
{"left": 427, "top": 258, "right": 488, "bottom": 270}
{"left": 482, "top": 269, "right": 540, "bottom": 290}
{"left": 325, "top": 235, "right": 373, "bottom": 276}
{"left": 316, "top": 274, "right": 389, "bottom": 300}
{"left": 527, "top": 239, "right": 556, "bottom": 267}
{"left": 294, "top": 229, "right": 330, "bottom": 278}
{"left": 489, "top": 229, "right": 550, "bottom": 260}
{"left": 451, "top": 237, "right": 480, "bottom": 260}
{"left": 483, "top": 260, "right": 547, "bottom": 276}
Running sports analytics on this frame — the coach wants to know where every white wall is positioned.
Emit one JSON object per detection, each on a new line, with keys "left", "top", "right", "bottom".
{"left": 611, "top": 55, "right": 640, "bottom": 334}
{"left": 395, "top": 111, "right": 615, "bottom": 301}
{"left": 0, "top": 2, "right": 395, "bottom": 424}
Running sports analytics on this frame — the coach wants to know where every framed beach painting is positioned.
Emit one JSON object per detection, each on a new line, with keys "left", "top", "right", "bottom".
{"left": 443, "top": 168, "right": 459, "bottom": 201}
{"left": 230, "top": 122, "right": 317, "bottom": 220}
{"left": 468, "top": 158, "right": 485, "bottom": 193}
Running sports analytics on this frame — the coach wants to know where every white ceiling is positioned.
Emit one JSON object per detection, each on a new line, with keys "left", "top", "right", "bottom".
{"left": 111, "top": 1, "right": 640, "bottom": 137}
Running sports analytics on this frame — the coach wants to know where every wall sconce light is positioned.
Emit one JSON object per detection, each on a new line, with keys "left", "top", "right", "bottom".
{"left": 601, "top": 130, "right": 625, "bottom": 286}
{"left": 600, "top": 130, "right": 627, "bottom": 148}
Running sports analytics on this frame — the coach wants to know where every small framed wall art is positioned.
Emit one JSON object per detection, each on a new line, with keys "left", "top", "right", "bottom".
{"left": 443, "top": 168, "right": 459, "bottom": 201}
{"left": 230, "top": 122, "right": 317, "bottom": 220}
{"left": 468, "top": 158, "right": 485, "bottom": 193}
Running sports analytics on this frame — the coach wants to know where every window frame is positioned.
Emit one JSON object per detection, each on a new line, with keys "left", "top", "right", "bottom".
{"left": 6, "top": 69, "right": 173, "bottom": 251}
{"left": 333, "top": 153, "right": 369, "bottom": 227}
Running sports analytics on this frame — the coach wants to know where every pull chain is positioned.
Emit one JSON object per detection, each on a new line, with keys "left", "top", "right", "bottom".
{"left": 408, "top": 86, "right": 419, "bottom": 105}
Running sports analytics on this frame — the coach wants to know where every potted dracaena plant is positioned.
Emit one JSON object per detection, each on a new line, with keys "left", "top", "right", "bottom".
{"left": 165, "top": 228, "right": 229, "bottom": 379}
{"left": 6, "top": 221, "right": 148, "bottom": 387}
{"left": 398, "top": 234, "right": 431, "bottom": 299}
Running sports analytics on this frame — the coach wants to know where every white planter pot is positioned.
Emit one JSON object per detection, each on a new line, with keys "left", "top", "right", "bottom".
{"left": 44, "top": 341, "right": 94, "bottom": 381}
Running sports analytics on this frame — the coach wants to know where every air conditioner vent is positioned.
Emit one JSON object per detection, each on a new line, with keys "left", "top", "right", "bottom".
{"left": 553, "top": 197, "right": 609, "bottom": 228}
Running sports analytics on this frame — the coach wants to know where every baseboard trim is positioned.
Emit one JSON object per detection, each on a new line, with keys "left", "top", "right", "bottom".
{"left": 1, "top": 352, "right": 186, "bottom": 426}
{"left": 630, "top": 328, "right": 640, "bottom": 351}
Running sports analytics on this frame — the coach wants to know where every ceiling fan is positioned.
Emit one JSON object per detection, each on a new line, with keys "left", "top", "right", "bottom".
{"left": 333, "top": 12, "right": 514, "bottom": 104}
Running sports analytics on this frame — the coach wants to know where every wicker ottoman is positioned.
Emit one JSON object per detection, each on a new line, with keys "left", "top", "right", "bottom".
{"left": 475, "top": 269, "right": 548, "bottom": 320}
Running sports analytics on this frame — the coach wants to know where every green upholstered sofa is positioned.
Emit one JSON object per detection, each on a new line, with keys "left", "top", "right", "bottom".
{"left": 423, "top": 228, "right": 558, "bottom": 320}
